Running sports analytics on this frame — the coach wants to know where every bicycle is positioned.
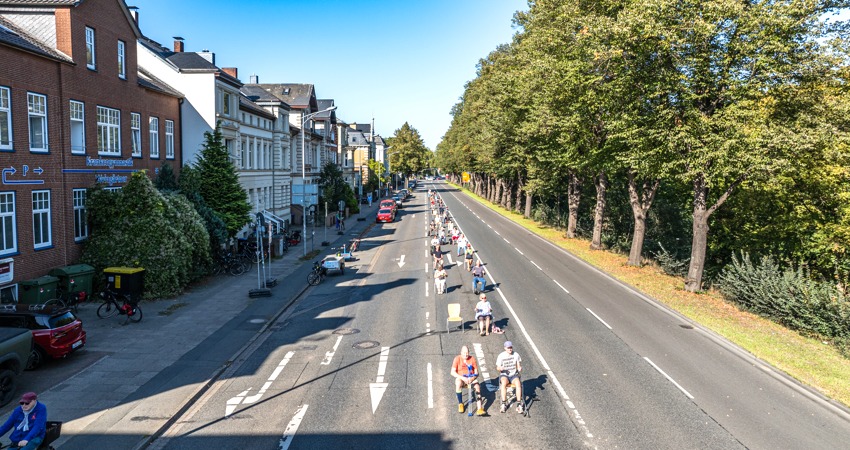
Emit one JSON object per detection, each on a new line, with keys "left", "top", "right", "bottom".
{"left": 96, "top": 285, "right": 143, "bottom": 324}
{"left": 42, "top": 284, "right": 88, "bottom": 312}
{"left": 213, "top": 251, "right": 248, "bottom": 276}
{"left": 307, "top": 261, "right": 327, "bottom": 286}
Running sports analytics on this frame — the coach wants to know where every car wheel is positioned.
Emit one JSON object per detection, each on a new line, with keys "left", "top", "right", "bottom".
{"left": 0, "top": 369, "right": 15, "bottom": 407}
{"left": 26, "top": 346, "right": 45, "bottom": 371}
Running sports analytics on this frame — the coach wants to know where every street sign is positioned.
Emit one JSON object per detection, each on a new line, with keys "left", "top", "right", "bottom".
{"left": 462, "top": 172, "right": 470, "bottom": 183}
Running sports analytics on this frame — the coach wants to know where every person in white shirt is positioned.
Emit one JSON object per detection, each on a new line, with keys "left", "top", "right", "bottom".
{"left": 434, "top": 266, "right": 448, "bottom": 294}
{"left": 496, "top": 341, "right": 523, "bottom": 413}
{"left": 474, "top": 293, "right": 492, "bottom": 336}
{"left": 456, "top": 234, "right": 467, "bottom": 256}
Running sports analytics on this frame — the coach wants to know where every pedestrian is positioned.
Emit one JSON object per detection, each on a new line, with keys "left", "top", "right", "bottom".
{"left": 0, "top": 392, "right": 48, "bottom": 450}
{"left": 435, "top": 265, "right": 448, "bottom": 294}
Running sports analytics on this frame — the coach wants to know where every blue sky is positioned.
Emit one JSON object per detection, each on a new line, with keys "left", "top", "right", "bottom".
{"left": 130, "top": 0, "right": 526, "bottom": 150}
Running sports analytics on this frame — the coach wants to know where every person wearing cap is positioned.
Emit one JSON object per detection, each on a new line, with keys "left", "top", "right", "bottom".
{"left": 474, "top": 293, "right": 493, "bottom": 336}
{"left": 471, "top": 261, "right": 486, "bottom": 294}
{"left": 0, "top": 392, "right": 47, "bottom": 449}
{"left": 496, "top": 341, "right": 524, "bottom": 413}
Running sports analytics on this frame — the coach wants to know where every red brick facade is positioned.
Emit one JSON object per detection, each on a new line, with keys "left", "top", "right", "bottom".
{"left": 0, "top": 0, "right": 182, "bottom": 300}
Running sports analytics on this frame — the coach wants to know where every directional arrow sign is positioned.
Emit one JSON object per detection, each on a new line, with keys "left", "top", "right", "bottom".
{"left": 397, "top": 255, "right": 406, "bottom": 268}
{"left": 369, "top": 346, "right": 390, "bottom": 414}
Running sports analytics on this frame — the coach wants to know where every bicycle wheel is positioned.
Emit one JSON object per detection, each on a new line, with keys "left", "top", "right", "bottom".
{"left": 97, "top": 301, "right": 119, "bottom": 319}
{"left": 307, "top": 272, "right": 320, "bottom": 286}
{"left": 229, "top": 260, "right": 247, "bottom": 276}
{"left": 126, "top": 303, "right": 143, "bottom": 323}
{"left": 43, "top": 298, "right": 66, "bottom": 309}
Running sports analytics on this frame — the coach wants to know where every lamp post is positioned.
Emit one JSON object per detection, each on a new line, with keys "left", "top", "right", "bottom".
{"left": 301, "top": 105, "right": 337, "bottom": 256}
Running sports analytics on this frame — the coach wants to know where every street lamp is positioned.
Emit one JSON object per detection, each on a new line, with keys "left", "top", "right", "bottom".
{"left": 301, "top": 105, "right": 337, "bottom": 256}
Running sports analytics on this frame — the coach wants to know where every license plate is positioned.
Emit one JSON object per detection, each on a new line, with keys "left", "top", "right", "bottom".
{"left": 72, "top": 339, "right": 83, "bottom": 349}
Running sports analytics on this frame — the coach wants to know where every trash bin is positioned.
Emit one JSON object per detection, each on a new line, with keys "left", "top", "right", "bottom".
{"left": 48, "top": 264, "right": 95, "bottom": 298}
{"left": 18, "top": 275, "right": 59, "bottom": 305}
{"left": 104, "top": 267, "right": 145, "bottom": 302}
{"left": 272, "top": 236, "right": 284, "bottom": 257}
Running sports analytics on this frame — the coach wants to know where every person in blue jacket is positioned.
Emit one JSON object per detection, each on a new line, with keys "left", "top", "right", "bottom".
{"left": 0, "top": 392, "right": 47, "bottom": 450}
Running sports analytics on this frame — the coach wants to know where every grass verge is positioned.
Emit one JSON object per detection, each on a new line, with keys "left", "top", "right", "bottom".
{"left": 450, "top": 183, "right": 850, "bottom": 408}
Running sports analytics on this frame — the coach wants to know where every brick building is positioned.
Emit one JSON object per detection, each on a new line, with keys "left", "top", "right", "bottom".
{"left": 0, "top": 0, "right": 182, "bottom": 302}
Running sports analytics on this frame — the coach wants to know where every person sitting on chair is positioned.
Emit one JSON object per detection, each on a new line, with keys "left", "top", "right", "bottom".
{"left": 0, "top": 392, "right": 47, "bottom": 450}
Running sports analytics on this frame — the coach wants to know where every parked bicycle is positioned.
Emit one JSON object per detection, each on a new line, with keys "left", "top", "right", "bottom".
{"left": 213, "top": 250, "right": 248, "bottom": 276}
{"left": 307, "top": 261, "right": 327, "bottom": 286}
{"left": 96, "top": 285, "right": 142, "bottom": 324}
{"left": 42, "top": 284, "right": 88, "bottom": 312}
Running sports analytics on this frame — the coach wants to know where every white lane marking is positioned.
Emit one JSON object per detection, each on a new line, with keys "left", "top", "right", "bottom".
{"left": 473, "top": 343, "right": 497, "bottom": 392}
{"left": 644, "top": 357, "right": 694, "bottom": 399}
{"left": 425, "top": 282, "right": 429, "bottom": 297}
{"left": 481, "top": 220, "right": 486, "bottom": 224}
{"left": 503, "top": 238, "right": 509, "bottom": 243}
{"left": 487, "top": 224, "right": 492, "bottom": 229}
{"left": 226, "top": 351, "right": 295, "bottom": 416}
{"left": 531, "top": 261, "right": 542, "bottom": 270}
{"left": 426, "top": 312, "right": 430, "bottom": 320}
{"left": 425, "top": 262, "right": 428, "bottom": 273}
{"left": 554, "top": 280, "right": 570, "bottom": 294}
{"left": 447, "top": 253, "right": 454, "bottom": 265}
{"left": 321, "top": 337, "right": 343, "bottom": 365}
{"left": 279, "top": 404, "right": 309, "bottom": 450}
{"left": 370, "top": 347, "right": 391, "bottom": 413}
{"left": 427, "top": 363, "right": 434, "bottom": 408}
{"left": 515, "top": 248, "right": 524, "bottom": 255}
{"left": 494, "top": 230, "right": 500, "bottom": 236}
{"left": 586, "top": 308, "right": 612, "bottom": 330}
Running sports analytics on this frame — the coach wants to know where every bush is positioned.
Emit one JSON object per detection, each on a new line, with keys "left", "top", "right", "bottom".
{"left": 716, "top": 253, "right": 850, "bottom": 348}
{"left": 653, "top": 242, "right": 689, "bottom": 277}
{"left": 82, "top": 172, "right": 211, "bottom": 299}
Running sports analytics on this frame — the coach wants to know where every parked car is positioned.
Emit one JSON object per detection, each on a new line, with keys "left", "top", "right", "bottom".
{"left": 321, "top": 255, "right": 345, "bottom": 274}
{"left": 360, "top": 196, "right": 370, "bottom": 204}
{"left": 400, "top": 189, "right": 410, "bottom": 199}
{"left": 380, "top": 199, "right": 397, "bottom": 212}
{"left": 376, "top": 208, "right": 395, "bottom": 223}
{"left": 0, "top": 305, "right": 86, "bottom": 370}
{"left": 392, "top": 194, "right": 404, "bottom": 208}
{"left": 0, "top": 327, "right": 32, "bottom": 406}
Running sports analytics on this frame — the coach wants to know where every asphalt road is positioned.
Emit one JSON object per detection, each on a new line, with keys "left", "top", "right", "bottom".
{"left": 143, "top": 181, "right": 850, "bottom": 449}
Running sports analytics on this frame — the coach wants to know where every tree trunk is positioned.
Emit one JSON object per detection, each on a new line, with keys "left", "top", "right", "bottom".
{"left": 490, "top": 177, "right": 497, "bottom": 203}
{"left": 627, "top": 172, "right": 660, "bottom": 266}
{"left": 516, "top": 177, "right": 524, "bottom": 213}
{"left": 566, "top": 172, "right": 582, "bottom": 238}
{"left": 590, "top": 170, "right": 608, "bottom": 250}
{"left": 524, "top": 192, "right": 533, "bottom": 218}
{"left": 505, "top": 180, "right": 513, "bottom": 211}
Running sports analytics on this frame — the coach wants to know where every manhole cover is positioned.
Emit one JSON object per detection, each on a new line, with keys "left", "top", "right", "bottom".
{"left": 352, "top": 340, "right": 380, "bottom": 349}
{"left": 679, "top": 324, "right": 694, "bottom": 329}
{"left": 248, "top": 319, "right": 266, "bottom": 324}
{"left": 334, "top": 328, "right": 361, "bottom": 335}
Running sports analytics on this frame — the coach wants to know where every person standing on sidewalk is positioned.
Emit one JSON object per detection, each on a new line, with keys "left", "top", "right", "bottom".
{"left": 0, "top": 392, "right": 47, "bottom": 450}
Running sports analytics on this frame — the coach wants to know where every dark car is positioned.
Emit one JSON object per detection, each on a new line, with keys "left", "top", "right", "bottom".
{"left": 0, "top": 304, "right": 86, "bottom": 370}
{"left": 360, "top": 196, "right": 370, "bottom": 204}
{"left": 392, "top": 194, "right": 403, "bottom": 208}
{"left": 376, "top": 208, "right": 395, "bottom": 223}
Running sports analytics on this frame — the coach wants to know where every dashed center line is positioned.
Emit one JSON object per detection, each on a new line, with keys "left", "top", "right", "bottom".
{"left": 515, "top": 248, "right": 524, "bottom": 255}
{"left": 586, "top": 308, "right": 612, "bottom": 329}
{"left": 644, "top": 357, "right": 694, "bottom": 399}
{"left": 531, "top": 261, "right": 542, "bottom": 270}
{"left": 553, "top": 280, "right": 569, "bottom": 294}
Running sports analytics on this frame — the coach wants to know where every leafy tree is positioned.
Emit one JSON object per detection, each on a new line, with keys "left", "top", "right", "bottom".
{"left": 195, "top": 126, "right": 251, "bottom": 237}
{"left": 155, "top": 162, "right": 178, "bottom": 191}
{"left": 319, "top": 162, "right": 358, "bottom": 213}
{"left": 178, "top": 165, "right": 228, "bottom": 252}
{"left": 388, "top": 123, "right": 430, "bottom": 183}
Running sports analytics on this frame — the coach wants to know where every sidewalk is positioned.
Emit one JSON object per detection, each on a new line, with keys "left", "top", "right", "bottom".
{"left": 35, "top": 200, "right": 382, "bottom": 449}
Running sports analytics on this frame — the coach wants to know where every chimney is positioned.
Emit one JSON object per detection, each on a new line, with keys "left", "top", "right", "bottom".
{"left": 128, "top": 6, "right": 139, "bottom": 25}
{"left": 173, "top": 36, "right": 184, "bottom": 53}
{"left": 222, "top": 67, "right": 238, "bottom": 79}
{"left": 249, "top": 74, "right": 258, "bottom": 84}
{"left": 198, "top": 49, "right": 215, "bottom": 65}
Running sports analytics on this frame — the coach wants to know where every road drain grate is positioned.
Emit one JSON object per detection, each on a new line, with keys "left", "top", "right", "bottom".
{"left": 333, "top": 328, "right": 361, "bottom": 335}
{"left": 352, "top": 340, "right": 380, "bottom": 349}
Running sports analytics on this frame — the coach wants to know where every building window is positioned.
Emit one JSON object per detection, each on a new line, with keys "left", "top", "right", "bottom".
{"left": 0, "top": 192, "right": 16, "bottom": 255}
{"left": 96, "top": 106, "right": 120, "bottom": 155}
{"left": 73, "top": 189, "right": 87, "bottom": 241}
{"left": 149, "top": 117, "right": 159, "bottom": 158}
{"left": 70, "top": 100, "right": 85, "bottom": 154}
{"left": 131, "top": 112, "right": 141, "bottom": 157}
{"left": 0, "top": 87, "right": 10, "bottom": 150}
{"left": 165, "top": 120, "right": 174, "bottom": 159}
{"left": 0, "top": 285, "right": 16, "bottom": 304}
{"left": 27, "top": 93, "right": 47, "bottom": 152}
{"left": 117, "top": 40, "right": 126, "bottom": 79}
{"left": 85, "top": 27, "right": 96, "bottom": 70}
{"left": 32, "top": 190, "right": 51, "bottom": 249}
{"left": 222, "top": 91, "right": 231, "bottom": 116}
{"left": 104, "top": 187, "right": 121, "bottom": 192}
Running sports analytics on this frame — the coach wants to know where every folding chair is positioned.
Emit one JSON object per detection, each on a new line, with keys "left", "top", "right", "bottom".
{"left": 447, "top": 303, "right": 464, "bottom": 333}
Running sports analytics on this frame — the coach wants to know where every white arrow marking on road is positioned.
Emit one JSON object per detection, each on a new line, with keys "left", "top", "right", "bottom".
{"left": 369, "top": 346, "right": 391, "bottom": 414}
{"left": 473, "top": 343, "right": 497, "bottom": 392}
{"left": 244, "top": 351, "right": 295, "bottom": 404}
{"left": 279, "top": 404, "right": 309, "bottom": 450}
{"left": 321, "top": 336, "right": 343, "bottom": 365}
{"left": 225, "top": 388, "right": 251, "bottom": 417}
{"left": 398, "top": 254, "right": 406, "bottom": 268}
{"left": 446, "top": 253, "right": 454, "bottom": 265}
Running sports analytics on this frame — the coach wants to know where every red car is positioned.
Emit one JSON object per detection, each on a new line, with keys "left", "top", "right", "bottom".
{"left": 376, "top": 208, "right": 395, "bottom": 223}
{"left": 380, "top": 199, "right": 397, "bottom": 212}
{"left": 0, "top": 305, "right": 87, "bottom": 370}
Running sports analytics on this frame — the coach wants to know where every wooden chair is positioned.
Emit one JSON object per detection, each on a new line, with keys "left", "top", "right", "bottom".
{"left": 447, "top": 303, "right": 464, "bottom": 333}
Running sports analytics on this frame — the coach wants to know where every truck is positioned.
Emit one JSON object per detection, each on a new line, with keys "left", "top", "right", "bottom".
{"left": 0, "top": 327, "right": 33, "bottom": 406}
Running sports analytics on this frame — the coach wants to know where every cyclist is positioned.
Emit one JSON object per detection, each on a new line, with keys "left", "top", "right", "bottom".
{"left": 475, "top": 293, "right": 492, "bottom": 336}
{"left": 0, "top": 392, "right": 47, "bottom": 450}
{"left": 451, "top": 345, "right": 485, "bottom": 416}
{"left": 496, "top": 341, "right": 524, "bottom": 413}
{"left": 464, "top": 244, "right": 475, "bottom": 271}
{"left": 472, "top": 261, "right": 486, "bottom": 294}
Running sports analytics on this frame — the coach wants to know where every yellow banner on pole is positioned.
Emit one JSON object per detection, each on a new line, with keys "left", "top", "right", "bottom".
{"left": 462, "top": 172, "right": 470, "bottom": 183}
